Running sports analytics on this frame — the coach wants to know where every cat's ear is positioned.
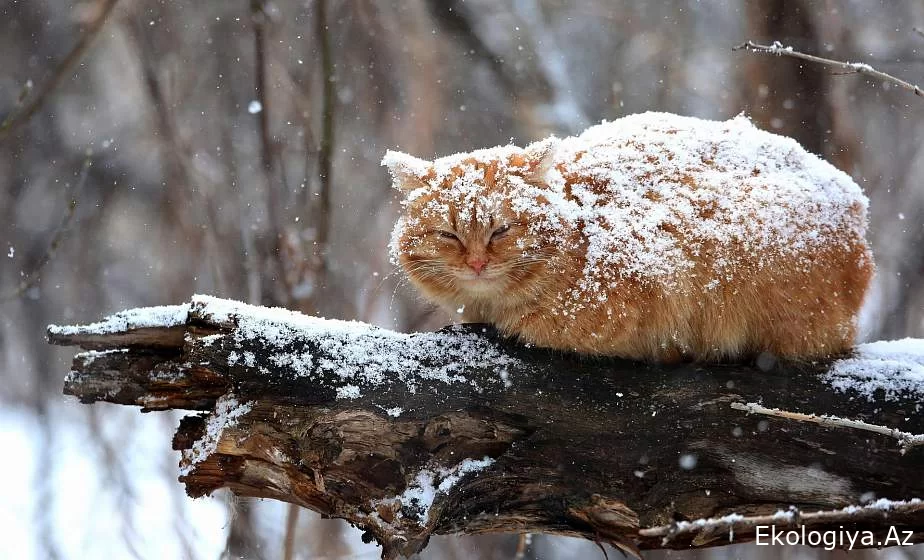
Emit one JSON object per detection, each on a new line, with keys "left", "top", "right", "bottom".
{"left": 382, "top": 151, "right": 433, "bottom": 192}
{"left": 522, "top": 137, "right": 559, "bottom": 185}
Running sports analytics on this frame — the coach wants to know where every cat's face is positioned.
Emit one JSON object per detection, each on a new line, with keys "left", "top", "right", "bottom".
{"left": 385, "top": 145, "right": 558, "bottom": 309}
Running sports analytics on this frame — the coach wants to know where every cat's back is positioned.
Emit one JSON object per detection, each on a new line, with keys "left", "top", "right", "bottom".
{"left": 535, "top": 112, "right": 870, "bottom": 283}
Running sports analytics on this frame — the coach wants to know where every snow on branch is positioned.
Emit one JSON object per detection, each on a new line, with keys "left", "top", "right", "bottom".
{"left": 48, "top": 296, "right": 924, "bottom": 557}
{"left": 734, "top": 40, "right": 924, "bottom": 99}
{"left": 731, "top": 402, "right": 924, "bottom": 454}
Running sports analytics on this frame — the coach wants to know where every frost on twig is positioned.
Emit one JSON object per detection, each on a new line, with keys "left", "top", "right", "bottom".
{"left": 731, "top": 402, "right": 924, "bottom": 454}
{"left": 734, "top": 40, "right": 924, "bottom": 98}
{"left": 642, "top": 498, "right": 924, "bottom": 545}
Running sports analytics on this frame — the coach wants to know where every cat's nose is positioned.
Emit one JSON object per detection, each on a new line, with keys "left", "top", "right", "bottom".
{"left": 467, "top": 258, "right": 487, "bottom": 274}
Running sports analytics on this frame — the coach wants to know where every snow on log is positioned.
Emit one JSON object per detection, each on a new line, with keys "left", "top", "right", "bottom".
{"left": 49, "top": 295, "right": 924, "bottom": 558}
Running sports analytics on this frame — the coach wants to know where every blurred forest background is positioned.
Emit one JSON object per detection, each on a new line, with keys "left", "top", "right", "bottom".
{"left": 1, "top": 0, "right": 923, "bottom": 558}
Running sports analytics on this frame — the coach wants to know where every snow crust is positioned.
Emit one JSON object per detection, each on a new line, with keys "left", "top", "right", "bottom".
{"left": 193, "top": 294, "right": 521, "bottom": 398}
{"left": 180, "top": 395, "right": 252, "bottom": 475}
{"left": 48, "top": 304, "right": 189, "bottom": 336}
{"left": 388, "top": 112, "right": 869, "bottom": 295}
{"left": 827, "top": 338, "right": 924, "bottom": 400}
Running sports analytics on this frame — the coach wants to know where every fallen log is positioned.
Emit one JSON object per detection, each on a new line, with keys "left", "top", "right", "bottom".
{"left": 48, "top": 295, "right": 924, "bottom": 557}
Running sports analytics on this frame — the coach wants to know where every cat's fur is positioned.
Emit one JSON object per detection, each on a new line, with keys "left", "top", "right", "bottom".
{"left": 384, "top": 112, "right": 873, "bottom": 362}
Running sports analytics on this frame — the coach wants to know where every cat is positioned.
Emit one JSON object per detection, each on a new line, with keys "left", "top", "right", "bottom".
{"left": 383, "top": 112, "right": 873, "bottom": 362}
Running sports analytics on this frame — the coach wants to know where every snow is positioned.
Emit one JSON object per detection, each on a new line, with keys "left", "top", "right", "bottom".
{"left": 247, "top": 100, "right": 262, "bottom": 114}
{"left": 678, "top": 453, "right": 697, "bottom": 470}
{"left": 335, "top": 384, "right": 361, "bottom": 400}
{"left": 670, "top": 512, "right": 745, "bottom": 537}
{"left": 771, "top": 508, "right": 796, "bottom": 521}
{"left": 191, "top": 294, "right": 521, "bottom": 396}
{"left": 733, "top": 402, "right": 924, "bottom": 452}
{"left": 668, "top": 497, "right": 923, "bottom": 537}
{"left": 840, "top": 497, "right": 923, "bottom": 515}
{"left": 386, "top": 112, "right": 869, "bottom": 298}
{"left": 48, "top": 304, "right": 190, "bottom": 337}
{"left": 72, "top": 348, "right": 129, "bottom": 365}
{"left": 180, "top": 395, "right": 253, "bottom": 476}
{"left": 49, "top": 294, "right": 522, "bottom": 421}
{"left": 0, "top": 405, "right": 229, "bottom": 560}
{"left": 381, "top": 150, "right": 432, "bottom": 181}
{"left": 374, "top": 457, "right": 495, "bottom": 524}
{"left": 766, "top": 498, "right": 924, "bottom": 521}
{"left": 848, "top": 62, "right": 875, "bottom": 72}
{"left": 827, "top": 338, "right": 924, "bottom": 400}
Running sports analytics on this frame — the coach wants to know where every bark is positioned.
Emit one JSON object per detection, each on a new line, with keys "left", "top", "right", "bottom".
{"left": 49, "top": 295, "right": 924, "bottom": 558}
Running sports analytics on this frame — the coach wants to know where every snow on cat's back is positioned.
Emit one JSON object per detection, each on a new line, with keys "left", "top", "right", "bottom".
{"left": 384, "top": 112, "right": 874, "bottom": 362}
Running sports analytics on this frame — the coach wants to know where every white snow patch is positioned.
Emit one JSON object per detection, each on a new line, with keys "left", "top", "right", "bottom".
{"left": 180, "top": 395, "right": 253, "bottom": 475}
{"left": 671, "top": 497, "right": 922, "bottom": 538}
{"left": 247, "top": 100, "right": 262, "bottom": 114}
{"left": 48, "top": 304, "right": 189, "bottom": 336}
{"left": 73, "top": 348, "right": 129, "bottom": 365}
{"left": 198, "top": 333, "right": 223, "bottom": 347}
{"left": 674, "top": 512, "right": 746, "bottom": 530}
{"left": 190, "top": 295, "right": 521, "bottom": 394}
{"left": 827, "top": 338, "right": 924, "bottom": 400}
{"left": 377, "top": 457, "right": 495, "bottom": 524}
{"left": 840, "top": 497, "right": 922, "bottom": 514}
{"left": 771, "top": 507, "right": 796, "bottom": 521}
{"left": 379, "top": 406, "right": 404, "bottom": 417}
{"left": 336, "top": 384, "right": 361, "bottom": 400}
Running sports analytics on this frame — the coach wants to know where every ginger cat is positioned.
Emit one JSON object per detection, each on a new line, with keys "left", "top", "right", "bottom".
{"left": 384, "top": 112, "right": 873, "bottom": 362}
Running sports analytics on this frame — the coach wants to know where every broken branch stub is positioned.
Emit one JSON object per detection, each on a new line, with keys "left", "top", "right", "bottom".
{"left": 49, "top": 295, "right": 924, "bottom": 557}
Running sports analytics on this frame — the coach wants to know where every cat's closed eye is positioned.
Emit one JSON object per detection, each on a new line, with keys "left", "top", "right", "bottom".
{"left": 490, "top": 224, "right": 510, "bottom": 242}
{"left": 437, "top": 230, "right": 459, "bottom": 241}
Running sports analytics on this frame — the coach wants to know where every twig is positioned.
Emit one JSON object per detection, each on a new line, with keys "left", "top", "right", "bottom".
{"left": 0, "top": 0, "right": 121, "bottom": 144}
{"left": 640, "top": 498, "right": 924, "bottom": 541}
{"left": 733, "top": 40, "right": 924, "bottom": 98}
{"left": 282, "top": 504, "right": 299, "bottom": 560}
{"left": 251, "top": 0, "right": 290, "bottom": 307}
{"left": 315, "top": 0, "right": 335, "bottom": 253}
{"left": 513, "top": 533, "right": 529, "bottom": 560}
{"left": 279, "top": 0, "right": 335, "bottom": 313}
{"left": 731, "top": 402, "right": 924, "bottom": 453}
{"left": 252, "top": 0, "right": 275, "bottom": 180}
{"left": 1, "top": 156, "right": 90, "bottom": 303}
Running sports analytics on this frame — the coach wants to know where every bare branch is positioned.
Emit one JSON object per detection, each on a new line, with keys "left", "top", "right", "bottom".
{"left": 640, "top": 499, "right": 924, "bottom": 543}
{"left": 1, "top": 156, "right": 90, "bottom": 303}
{"left": 315, "top": 0, "right": 335, "bottom": 257}
{"left": 733, "top": 40, "right": 924, "bottom": 98}
{"left": 0, "top": 0, "right": 122, "bottom": 144}
{"left": 282, "top": 504, "right": 299, "bottom": 560}
{"left": 731, "top": 402, "right": 924, "bottom": 453}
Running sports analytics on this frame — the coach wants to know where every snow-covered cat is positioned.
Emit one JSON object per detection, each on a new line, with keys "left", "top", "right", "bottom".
{"left": 384, "top": 112, "right": 873, "bottom": 362}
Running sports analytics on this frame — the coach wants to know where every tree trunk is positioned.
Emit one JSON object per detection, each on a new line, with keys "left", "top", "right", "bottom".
{"left": 49, "top": 295, "right": 924, "bottom": 558}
